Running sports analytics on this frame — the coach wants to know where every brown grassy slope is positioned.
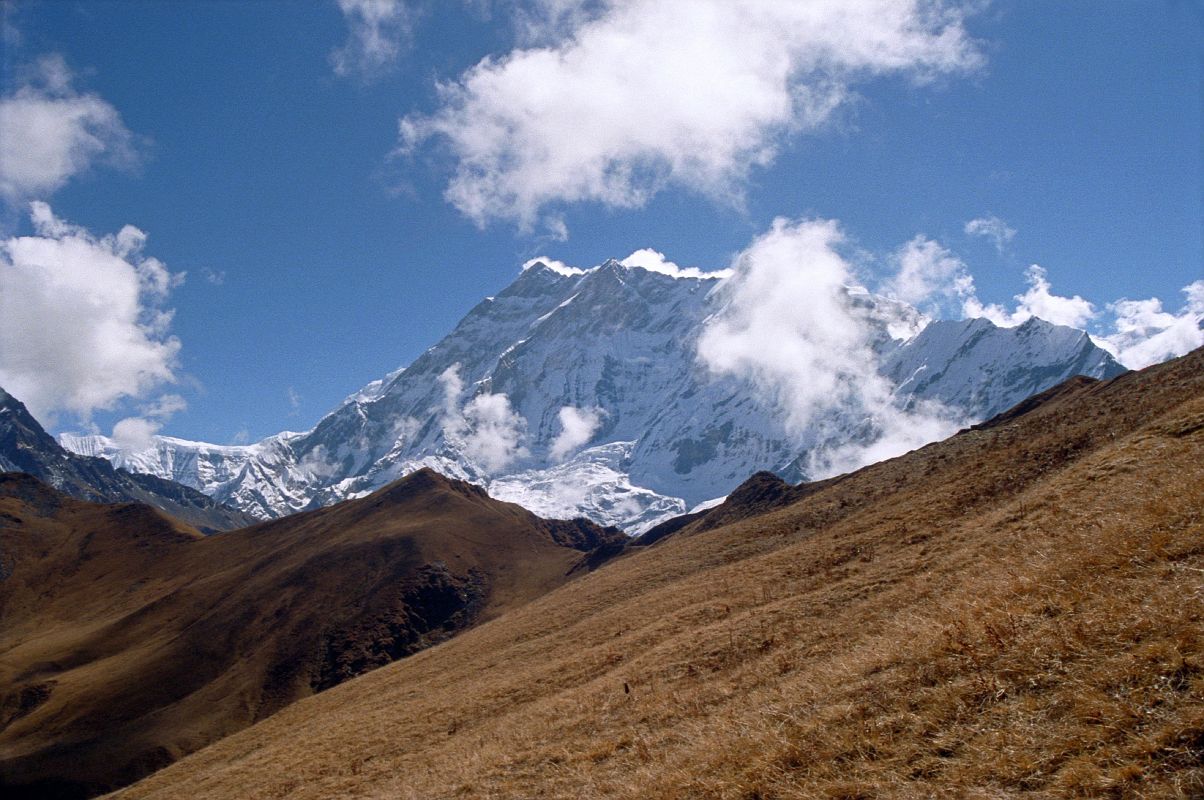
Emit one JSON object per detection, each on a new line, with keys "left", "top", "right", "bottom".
{"left": 0, "top": 468, "right": 622, "bottom": 799}
{"left": 115, "top": 347, "right": 1204, "bottom": 800}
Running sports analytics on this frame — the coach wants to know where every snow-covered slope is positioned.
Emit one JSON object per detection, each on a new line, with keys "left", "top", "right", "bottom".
{"left": 61, "top": 259, "right": 1124, "bottom": 531}
{"left": 2, "top": 387, "right": 255, "bottom": 532}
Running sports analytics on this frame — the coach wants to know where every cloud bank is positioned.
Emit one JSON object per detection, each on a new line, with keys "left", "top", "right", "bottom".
{"left": 1095, "top": 281, "right": 1204, "bottom": 370}
{"left": 0, "top": 54, "right": 138, "bottom": 205}
{"left": 877, "top": 232, "right": 1202, "bottom": 370}
{"left": 698, "top": 217, "right": 962, "bottom": 477}
{"left": 0, "top": 202, "right": 182, "bottom": 424}
{"left": 962, "top": 265, "right": 1096, "bottom": 329}
{"left": 399, "top": 0, "right": 983, "bottom": 234}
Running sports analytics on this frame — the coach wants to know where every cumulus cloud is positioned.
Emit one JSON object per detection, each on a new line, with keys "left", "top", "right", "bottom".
{"left": 399, "top": 0, "right": 983, "bottom": 234}
{"left": 550, "top": 405, "right": 605, "bottom": 461}
{"left": 962, "top": 264, "right": 1096, "bottom": 329}
{"left": 0, "top": 54, "right": 138, "bottom": 205}
{"left": 462, "top": 392, "right": 530, "bottom": 471}
{"left": 331, "top": 0, "right": 412, "bottom": 79}
{"left": 0, "top": 202, "right": 182, "bottom": 423}
{"left": 881, "top": 235, "right": 974, "bottom": 313}
{"left": 111, "top": 416, "right": 162, "bottom": 451}
{"left": 964, "top": 214, "right": 1016, "bottom": 251}
{"left": 1095, "top": 281, "right": 1204, "bottom": 369}
{"left": 109, "top": 390, "right": 188, "bottom": 453}
{"left": 437, "top": 363, "right": 529, "bottom": 472}
{"left": 698, "top": 217, "right": 962, "bottom": 477}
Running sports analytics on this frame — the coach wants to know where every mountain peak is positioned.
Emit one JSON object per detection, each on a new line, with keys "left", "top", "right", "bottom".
{"left": 60, "top": 270, "right": 1128, "bottom": 533}
{"left": 380, "top": 466, "right": 484, "bottom": 501}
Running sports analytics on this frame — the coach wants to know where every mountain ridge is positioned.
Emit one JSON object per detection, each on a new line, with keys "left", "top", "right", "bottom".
{"left": 60, "top": 259, "right": 1125, "bottom": 531}
{"left": 0, "top": 387, "right": 253, "bottom": 532}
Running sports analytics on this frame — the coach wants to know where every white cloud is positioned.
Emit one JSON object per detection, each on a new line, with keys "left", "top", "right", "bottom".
{"left": 287, "top": 386, "right": 302, "bottom": 415}
{"left": 300, "top": 443, "right": 340, "bottom": 479}
{"left": 438, "top": 363, "right": 465, "bottom": 414}
{"left": 462, "top": 392, "right": 530, "bottom": 471}
{"left": 142, "top": 392, "right": 187, "bottom": 420}
{"left": 697, "top": 217, "right": 962, "bottom": 477}
{"left": 918, "top": 250, "right": 1203, "bottom": 369}
{"left": 882, "top": 235, "right": 974, "bottom": 312}
{"left": 1095, "top": 281, "right": 1204, "bottom": 369}
{"left": 111, "top": 416, "right": 161, "bottom": 452}
{"left": 0, "top": 54, "right": 138, "bottom": 204}
{"left": 964, "top": 214, "right": 1016, "bottom": 251}
{"left": 521, "top": 255, "right": 589, "bottom": 276}
{"left": 400, "top": 0, "right": 983, "bottom": 234}
{"left": 962, "top": 264, "right": 1096, "bottom": 329}
{"left": 389, "top": 413, "right": 422, "bottom": 445}
{"left": 550, "top": 405, "right": 604, "bottom": 461}
{"left": 331, "top": 0, "right": 412, "bottom": 79}
{"left": 620, "top": 248, "right": 732, "bottom": 280}
{"left": 437, "top": 363, "right": 529, "bottom": 472}
{"left": 107, "top": 392, "right": 187, "bottom": 453}
{"left": 0, "top": 202, "right": 182, "bottom": 423}
{"left": 522, "top": 249, "right": 732, "bottom": 279}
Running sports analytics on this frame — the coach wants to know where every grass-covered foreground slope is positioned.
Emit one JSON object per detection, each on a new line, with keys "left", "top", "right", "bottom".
{"left": 114, "top": 347, "right": 1204, "bottom": 799}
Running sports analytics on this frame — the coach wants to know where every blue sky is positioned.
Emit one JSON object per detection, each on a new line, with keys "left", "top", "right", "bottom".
{"left": 0, "top": 0, "right": 1200, "bottom": 444}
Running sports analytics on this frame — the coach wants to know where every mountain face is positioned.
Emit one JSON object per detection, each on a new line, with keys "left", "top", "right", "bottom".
{"left": 0, "top": 387, "right": 254, "bottom": 532}
{"left": 0, "top": 468, "right": 623, "bottom": 799}
{"left": 60, "top": 260, "right": 1125, "bottom": 531}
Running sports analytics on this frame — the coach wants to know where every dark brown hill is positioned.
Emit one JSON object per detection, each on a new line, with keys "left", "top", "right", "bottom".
{"left": 112, "top": 346, "right": 1204, "bottom": 800}
{"left": 0, "top": 468, "right": 623, "bottom": 799}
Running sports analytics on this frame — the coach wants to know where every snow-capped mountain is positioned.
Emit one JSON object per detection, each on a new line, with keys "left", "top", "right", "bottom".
{"left": 61, "top": 259, "right": 1124, "bottom": 532}
{"left": 1, "top": 386, "right": 255, "bottom": 532}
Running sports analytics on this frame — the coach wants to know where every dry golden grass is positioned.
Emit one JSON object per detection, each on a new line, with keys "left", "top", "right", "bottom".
{"left": 0, "top": 470, "right": 621, "bottom": 797}
{"left": 114, "top": 351, "right": 1204, "bottom": 799}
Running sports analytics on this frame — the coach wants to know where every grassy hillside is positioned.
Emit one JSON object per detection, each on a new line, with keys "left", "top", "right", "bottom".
{"left": 0, "top": 469, "right": 622, "bottom": 798}
{"left": 113, "top": 347, "right": 1204, "bottom": 799}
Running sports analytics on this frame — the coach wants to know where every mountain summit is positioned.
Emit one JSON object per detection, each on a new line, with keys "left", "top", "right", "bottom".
{"left": 62, "top": 260, "right": 1124, "bottom": 530}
